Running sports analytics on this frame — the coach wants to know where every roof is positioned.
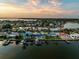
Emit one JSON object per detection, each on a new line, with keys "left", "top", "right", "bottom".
{"left": 64, "top": 22, "right": 79, "bottom": 29}
{"left": 70, "top": 33, "right": 79, "bottom": 36}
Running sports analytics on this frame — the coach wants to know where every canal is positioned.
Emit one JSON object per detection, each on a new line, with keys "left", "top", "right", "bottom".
{"left": 0, "top": 41, "right": 79, "bottom": 59}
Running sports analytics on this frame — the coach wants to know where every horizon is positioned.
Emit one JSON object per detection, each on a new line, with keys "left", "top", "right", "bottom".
{"left": 0, "top": 18, "right": 78, "bottom": 21}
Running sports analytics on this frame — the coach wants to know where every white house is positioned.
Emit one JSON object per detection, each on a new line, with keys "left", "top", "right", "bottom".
{"left": 58, "top": 33, "right": 70, "bottom": 40}
{"left": 70, "top": 33, "right": 79, "bottom": 39}
{"left": 50, "top": 27, "right": 61, "bottom": 31}
{"left": 0, "top": 32, "right": 6, "bottom": 36}
{"left": 48, "top": 32, "right": 58, "bottom": 37}
{"left": 6, "top": 32, "right": 19, "bottom": 38}
{"left": 64, "top": 22, "right": 79, "bottom": 29}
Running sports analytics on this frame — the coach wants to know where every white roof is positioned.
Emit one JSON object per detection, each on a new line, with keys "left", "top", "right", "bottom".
{"left": 64, "top": 22, "right": 79, "bottom": 29}
{"left": 70, "top": 33, "right": 79, "bottom": 36}
{"left": 50, "top": 28, "right": 60, "bottom": 31}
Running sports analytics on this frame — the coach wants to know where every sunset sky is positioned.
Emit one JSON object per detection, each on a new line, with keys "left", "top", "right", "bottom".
{"left": 0, "top": 0, "right": 79, "bottom": 18}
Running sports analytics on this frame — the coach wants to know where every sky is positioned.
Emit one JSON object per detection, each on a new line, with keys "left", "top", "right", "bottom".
{"left": 0, "top": 0, "right": 79, "bottom": 18}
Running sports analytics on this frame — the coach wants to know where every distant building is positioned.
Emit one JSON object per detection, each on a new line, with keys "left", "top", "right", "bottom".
{"left": 70, "top": 33, "right": 79, "bottom": 39}
{"left": 47, "top": 32, "right": 58, "bottom": 37}
{"left": 0, "top": 32, "right": 6, "bottom": 36}
{"left": 50, "top": 27, "right": 61, "bottom": 31}
{"left": 6, "top": 32, "right": 19, "bottom": 39}
{"left": 64, "top": 22, "right": 79, "bottom": 29}
{"left": 33, "top": 32, "right": 46, "bottom": 39}
{"left": 59, "top": 33, "right": 70, "bottom": 40}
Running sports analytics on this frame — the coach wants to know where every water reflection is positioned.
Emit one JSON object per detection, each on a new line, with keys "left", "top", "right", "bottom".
{"left": 0, "top": 41, "right": 79, "bottom": 59}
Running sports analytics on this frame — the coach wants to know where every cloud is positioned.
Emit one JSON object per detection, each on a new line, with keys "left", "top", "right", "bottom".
{"left": 0, "top": 3, "right": 27, "bottom": 17}
{"left": 48, "top": 0, "right": 62, "bottom": 7}
{"left": 0, "top": 0, "right": 79, "bottom": 18}
{"left": 0, "top": 3, "right": 26, "bottom": 13}
{"left": 31, "top": 0, "right": 39, "bottom": 6}
{"left": 62, "top": 2, "right": 79, "bottom": 10}
{"left": 26, "top": 0, "right": 39, "bottom": 7}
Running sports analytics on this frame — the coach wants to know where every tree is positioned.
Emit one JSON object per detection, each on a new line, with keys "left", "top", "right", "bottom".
{"left": 2, "top": 24, "right": 12, "bottom": 29}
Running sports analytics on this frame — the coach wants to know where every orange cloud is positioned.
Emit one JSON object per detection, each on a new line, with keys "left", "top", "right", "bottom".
{"left": 0, "top": 0, "right": 79, "bottom": 18}
{"left": 26, "top": 0, "right": 39, "bottom": 7}
{"left": 0, "top": 3, "right": 27, "bottom": 17}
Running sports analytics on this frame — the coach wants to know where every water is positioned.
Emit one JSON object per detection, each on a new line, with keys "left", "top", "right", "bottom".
{"left": 0, "top": 41, "right": 79, "bottom": 59}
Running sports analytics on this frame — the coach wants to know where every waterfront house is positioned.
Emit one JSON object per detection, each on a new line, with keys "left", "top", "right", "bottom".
{"left": 47, "top": 32, "right": 58, "bottom": 37}
{"left": 59, "top": 33, "right": 70, "bottom": 40}
{"left": 0, "top": 32, "right": 7, "bottom": 40}
{"left": 33, "top": 32, "right": 46, "bottom": 39}
{"left": 25, "top": 31, "right": 33, "bottom": 38}
{"left": 25, "top": 31, "right": 32, "bottom": 35}
{"left": 19, "top": 31, "right": 33, "bottom": 39}
{"left": 63, "top": 22, "right": 79, "bottom": 29}
{"left": 50, "top": 27, "right": 61, "bottom": 32}
{"left": 6, "top": 32, "right": 19, "bottom": 39}
{"left": 0, "top": 32, "right": 6, "bottom": 36}
{"left": 70, "top": 33, "right": 79, "bottom": 39}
